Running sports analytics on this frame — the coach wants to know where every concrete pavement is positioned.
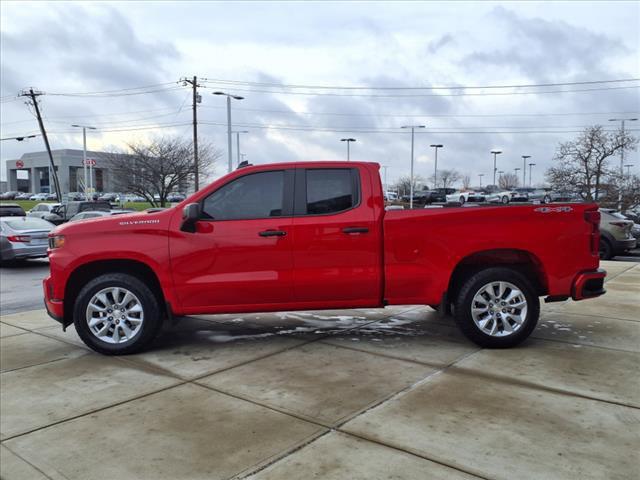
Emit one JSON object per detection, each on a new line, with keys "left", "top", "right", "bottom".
{"left": 0, "top": 261, "right": 638, "bottom": 479}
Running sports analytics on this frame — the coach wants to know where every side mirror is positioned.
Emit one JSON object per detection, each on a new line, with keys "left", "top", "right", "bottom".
{"left": 181, "top": 203, "right": 200, "bottom": 232}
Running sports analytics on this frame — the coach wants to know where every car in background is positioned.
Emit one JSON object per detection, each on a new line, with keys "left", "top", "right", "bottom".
{"left": 167, "top": 193, "right": 186, "bottom": 203}
{"left": 549, "top": 190, "right": 580, "bottom": 202}
{"left": 15, "top": 192, "right": 33, "bottom": 200}
{"left": 0, "top": 204, "right": 26, "bottom": 217}
{"left": 99, "top": 192, "right": 122, "bottom": 202}
{"left": 65, "top": 192, "right": 85, "bottom": 201}
{"left": 510, "top": 188, "right": 552, "bottom": 203}
{"left": 124, "top": 194, "right": 146, "bottom": 202}
{"left": 483, "top": 189, "right": 512, "bottom": 204}
{"left": 598, "top": 209, "right": 636, "bottom": 259}
{"left": 27, "top": 203, "right": 61, "bottom": 220}
{"left": 421, "top": 188, "right": 457, "bottom": 204}
{"left": 68, "top": 209, "right": 134, "bottom": 222}
{"left": 446, "top": 190, "right": 486, "bottom": 204}
{"left": 49, "top": 201, "right": 113, "bottom": 225}
{"left": 30, "top": 193, "right": 49, "bottom": 201}
{"left": 0, "top": 191, "right": 19, "bottom": 200}
{"left": 0, "top": 216, "right": 55, "bottom": 263}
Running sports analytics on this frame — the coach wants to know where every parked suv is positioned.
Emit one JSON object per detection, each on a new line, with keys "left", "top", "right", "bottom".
{"left": 598, "top": 209, "right": 636, "bottom": 259}
{"left": 50, "top": 201, "right": 112, "bottom": 225}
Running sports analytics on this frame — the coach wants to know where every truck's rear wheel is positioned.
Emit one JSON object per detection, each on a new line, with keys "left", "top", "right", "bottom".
{"left": 453, "top": 267, "right": 539, "bottom": 348}
{"left": 73, "top": 273, "right": 163, "bottom": 355}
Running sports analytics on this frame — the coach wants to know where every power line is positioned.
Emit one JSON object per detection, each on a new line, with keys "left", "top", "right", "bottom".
{"left": 197, "top": 84, "right": 639, "bottom": 98}
{"left": 46, "top": 86, "right": 184, "bottom": 98}
{"left": 201, "top": 77, "right": 639, "bottom": 90}
{"left": 43, "top": 82, "right": 180, "bottom": 96}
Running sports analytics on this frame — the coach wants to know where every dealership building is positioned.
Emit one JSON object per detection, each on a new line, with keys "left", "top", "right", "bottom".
{"left": 5, "top": 149, "right": 128, "bottom": 194}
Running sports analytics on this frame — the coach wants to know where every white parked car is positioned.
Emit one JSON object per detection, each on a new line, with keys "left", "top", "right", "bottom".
{"left": 29, "top": 193, "right": 49, "bottom": 201}
{"left": 445, "top": 191, "right": 486, "bottom": 204}
{"left": 27, "top": 203, "right": 61, "bottom": 219}
{"left": 484, "top": 190, "right": 512, "bottom": 204}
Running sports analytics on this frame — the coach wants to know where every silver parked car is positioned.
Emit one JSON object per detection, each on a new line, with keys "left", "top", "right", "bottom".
{"left": 0, "top": 216, "right": 55, "bottom": 263}
{"left": 27, "top": 203, "right": 61, "bottom": 219}
{"left": 68, "top": 209, "right": 134, "bottom": 222}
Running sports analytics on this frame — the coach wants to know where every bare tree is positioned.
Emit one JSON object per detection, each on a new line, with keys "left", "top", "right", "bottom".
{"left": 499, "top": 172, "right": 519, "bottom": 189}
{"left": 107, "top": 137, "right": 220, "bottom": 207}
{"left": 393, "top": 175, "right": 425, "bottom": 197}
{"left": 429, "top": 169, "right": 461, "bottom": 189}
{"left": 462, "top": 174, "right": 471, "bottom": 190}
{"left": 545, "top": 125, "right": 638, "bottom": 201}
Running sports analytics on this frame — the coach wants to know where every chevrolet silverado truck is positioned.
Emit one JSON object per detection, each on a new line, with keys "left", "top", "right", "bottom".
{"left": 44, "top": 162, "right": 606, "bottom": 355}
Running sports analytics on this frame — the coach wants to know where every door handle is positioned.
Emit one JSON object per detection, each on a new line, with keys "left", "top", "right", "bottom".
{"left": 342, "top": 227, "right": 369, "bottom": 234}
{"left": 259, "top": 230, "right": 287, "bottom": 237}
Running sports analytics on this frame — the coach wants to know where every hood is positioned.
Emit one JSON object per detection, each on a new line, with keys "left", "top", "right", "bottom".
{"left": 54, "top": 209, "right": 174, "bottom": 235}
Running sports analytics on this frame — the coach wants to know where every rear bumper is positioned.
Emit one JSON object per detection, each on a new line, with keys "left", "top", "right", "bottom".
{"left": 613, "top": 238, "right": 636, "bottom": 253}
{"left": 43, "top": 276, "right": 65, "bottom": 325}
{"left": 571, "top": 269, "right": 607, "bottom": 301}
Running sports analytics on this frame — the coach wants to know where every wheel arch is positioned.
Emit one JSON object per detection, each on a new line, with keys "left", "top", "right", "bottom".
{"left": 64, "top": 259, "right": 168, "bottom": 327}
{"left": 446, "top": 249, "right": 548, "bottom": 305}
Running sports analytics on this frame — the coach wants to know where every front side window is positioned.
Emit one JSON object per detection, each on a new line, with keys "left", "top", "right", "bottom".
{"left": 306, "top": 169, "right": 357, "bottom": 215}
{"left": 202, "top": 170, "right": 285, "bottom": 220}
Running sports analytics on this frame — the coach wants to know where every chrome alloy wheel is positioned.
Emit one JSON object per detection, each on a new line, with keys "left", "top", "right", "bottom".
{"left": 85, "top": 287, "right": 144, "bottom": 344}
{"left": 471, "top": 281, "right": 528, "bottom": 337}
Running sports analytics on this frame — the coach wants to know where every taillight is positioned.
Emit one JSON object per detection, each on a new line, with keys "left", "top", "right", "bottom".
{"left": 609, "top": 221, "right": 628, "bottom": 228}
{"left": 584, "top": 210, "right": 600, "bottom": 255}
{"left": 7, "top": 235, "right": 31, "bottom": 243}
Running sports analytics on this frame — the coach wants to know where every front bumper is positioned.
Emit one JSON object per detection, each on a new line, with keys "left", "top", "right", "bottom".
{"left": 571, "top": 269, "right": 607, "bottom": 301}
{"left": 613, "top": 238, "right": 637, "bottom": 253}
{"left": 43, "top": 276, "right": 65, "bottom": 326}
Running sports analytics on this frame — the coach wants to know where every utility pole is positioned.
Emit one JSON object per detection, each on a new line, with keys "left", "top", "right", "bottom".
{"left": 491, "top": 150, "right": 502, "bottom": 186}
{"left": 624, "top": 164, "right": 634, "bottom": 176}
{"left": 71, "top": 125, "right": 96, "bottom": 200}
{"left": 609, "top": 118, "right": 638, "bottom": 210}
{"left": 430, "top": 144, "right": 443, "bottom": 189}
{"left": 20, "top": 89, "right": 62, "bottom": 202}
{"left": 182, "top": 76, "right": 201, "bottom": 191}
{"left": 401, "top": 125, "right": 426, "bottom": 208}
{"left": 521, "top": 155, "right": 531, "bottom": 187}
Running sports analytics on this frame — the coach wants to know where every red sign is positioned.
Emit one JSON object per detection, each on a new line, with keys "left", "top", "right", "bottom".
{"left": 84, "top": 159, "right": 96, "bottom": 166}
{"left": 16, "top": 160, "right": 24, "bottom": 168}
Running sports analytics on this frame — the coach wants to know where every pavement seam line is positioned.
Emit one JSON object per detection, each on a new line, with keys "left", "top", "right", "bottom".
{"left": 530, "top": 333, "right": 639, "bottom": 354}
{"left": 1, "top": 442, "right": 61, "bottom": 480}
{"left": 0, "top": 355, "right": 87, "bottom": 375}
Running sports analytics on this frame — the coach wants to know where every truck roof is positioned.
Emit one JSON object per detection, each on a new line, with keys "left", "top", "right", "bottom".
{"left": 237, "top": 161, "right": 380, "bottom": 170}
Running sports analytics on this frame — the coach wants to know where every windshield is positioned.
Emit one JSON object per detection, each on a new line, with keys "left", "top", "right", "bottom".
{"left": 3, "top": 217, "right": 53, "bottom": 230}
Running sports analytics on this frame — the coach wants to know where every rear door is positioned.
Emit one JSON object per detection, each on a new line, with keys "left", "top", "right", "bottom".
{"left": 290, "top": 166, "right": 382, "bottom": 307}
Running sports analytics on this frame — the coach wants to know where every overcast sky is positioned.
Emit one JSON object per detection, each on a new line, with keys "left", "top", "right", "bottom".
{"left": 1, "top": 1, "right": 638, "bottom": 188}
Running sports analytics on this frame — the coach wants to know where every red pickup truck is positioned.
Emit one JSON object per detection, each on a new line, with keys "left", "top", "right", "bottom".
{"left": 44, "top": 161, "right": 606, "bottom": 355}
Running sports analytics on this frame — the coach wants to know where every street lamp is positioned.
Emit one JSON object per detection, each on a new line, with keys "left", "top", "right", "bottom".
{"left": 430, "top": 144, "right": 443, "bottom": 189}
{"left": 0, "top": 134, "right": 38, "bottom": 142}
{"left": 232, "top": 130, "right": 249, "bottom": 167}
{"left": 514, "top": 168, "right": 521, "bottom": 188}
{"left": 624, "top": 164, "right": 634, "bottom": 176}
{"left": 528, "top": 163, "right": 536, "bottom": 186}
{"left": 213, "top": 91, "right": 244, "bottom": 173}
{"left": 478, "top": 173, "right": 485, "bottom": 188}
{"left": 401, "top": 125, "right": 426, "bottom": 208}
{"left": 609, "top": 118, "right": 638, "bottom": 210}
{"left": 491, "top": 150, "right": 502, "bottom": 186}
{"left": 381, "top": 165, "right": 389, "bottom": 192}
{"left": 521, "top": 155, "right": 531, "bottom": 187}
{"left": 340, "top": 138, "right": 356, "bottom": 161}
{"left": 71, "top": 124, "right": 96, "bottom": 200}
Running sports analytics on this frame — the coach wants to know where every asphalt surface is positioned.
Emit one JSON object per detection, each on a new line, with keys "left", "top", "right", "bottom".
{"left": 1, "top": 249, "right": 639, "bottom": 317}
{"left": 0, "top": 258, "right": 50, "bottom": 315}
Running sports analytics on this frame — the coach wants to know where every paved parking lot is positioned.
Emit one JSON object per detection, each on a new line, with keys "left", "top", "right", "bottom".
{"left": 1, "top": 260, "right": 639, "bottom": 479}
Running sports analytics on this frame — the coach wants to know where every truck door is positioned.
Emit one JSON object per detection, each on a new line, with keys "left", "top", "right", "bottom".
{"left": 290, "top": 167, "right": 382, "bottom": 307}
{"left": 169, "top": 169, "right": 295, "bottom": 312}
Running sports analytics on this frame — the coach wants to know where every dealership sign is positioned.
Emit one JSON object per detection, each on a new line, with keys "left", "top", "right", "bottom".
{"left": 84, "top": 158, "right": 97, "bottom": 166}
{"left": 15, "top": 160, "right": 24, "bottom": 168}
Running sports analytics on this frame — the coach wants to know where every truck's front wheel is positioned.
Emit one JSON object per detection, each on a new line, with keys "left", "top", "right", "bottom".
{"left": 453, "top": 267, "right": 539, "bottom": 348}
{"left": 73, "top": 273, "right": 163, "bottom": 355}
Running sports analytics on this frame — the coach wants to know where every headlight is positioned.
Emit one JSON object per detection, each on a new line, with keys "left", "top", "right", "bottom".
{"left": 48, "top": 235, "right": 65, "bottom": 249}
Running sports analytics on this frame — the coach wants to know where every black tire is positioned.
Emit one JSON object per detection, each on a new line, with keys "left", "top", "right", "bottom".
{"left": 501, "top": 195, "right": 509, "bottom": 204}
{"left": 73, "top": 273, "right": 163, "bottom": 355}
{"left": 459, "top": 195, "right": 466, "bottom": 205}
{"left": 453, "top": 267, "right": 539, "bottom": 348}
{"left": 543, "top": 195, "right": 551, "bottom": 204}
{"left": 599, "top": 238, "right": 613, "bottom": 260}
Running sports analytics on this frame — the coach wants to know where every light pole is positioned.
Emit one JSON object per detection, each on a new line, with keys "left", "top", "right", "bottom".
{"left": 430, "top": 144, "right": 443, "bottom": 189}
{"left": 609, "top": 118, "right": 638, "bottom": 210}
{"left": 478, "top": 173, "right": 485, "bottom": 188}
{"left": 340, "top": 138, "right": 356, "bottom": 161}
{"left": 491, "top": 150, "right": 502, "bottom": 186}
{"left": 382, "top": 165, "right": 388, "bottom": 192}
{"left": 213, "top": 91, "right": 244, "bottom": 173}
{"left": 521, "top": 155, "right": 531, "bottom": 187}
{"left": 401, "top": 125, "right": 426, "bottom": 208}
{"left": 71, "top": 124, "right": 96, "bottom": 200}
{"left": 528, "top": 163, "right": 536, "bottom": 186}
{"left": 233, "top": 130, "right": 249, "bottom": 167}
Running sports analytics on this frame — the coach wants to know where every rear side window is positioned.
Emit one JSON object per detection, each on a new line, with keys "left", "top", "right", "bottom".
{"left": 202, "top": 171, "right": 285, "bottom": 220}
{"left": 305, "top": 169, "right": 359, "bottom": 215}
